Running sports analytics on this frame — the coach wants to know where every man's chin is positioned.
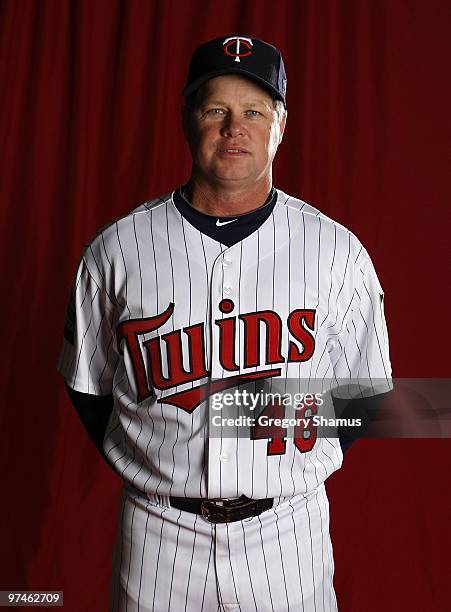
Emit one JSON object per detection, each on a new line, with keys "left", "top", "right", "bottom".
{"left": 210, "top": 168, "right": 255, "bottom": 183}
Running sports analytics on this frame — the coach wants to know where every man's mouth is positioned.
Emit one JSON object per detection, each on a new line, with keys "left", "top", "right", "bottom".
{"left": 218, "top": 148, "right": 249, "bottom": 154}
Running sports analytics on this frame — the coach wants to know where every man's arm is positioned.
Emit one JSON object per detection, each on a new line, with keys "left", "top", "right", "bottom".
{"left": 333, "top": 391, "right": 392, "bottom": 453}
{"left": 64, "top": 383, "right": 114, "bottom": 457}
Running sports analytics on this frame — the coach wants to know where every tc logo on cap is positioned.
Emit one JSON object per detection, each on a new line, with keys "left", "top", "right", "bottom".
{"left": 222, "top": 36, "right": 253, "bottom": 63}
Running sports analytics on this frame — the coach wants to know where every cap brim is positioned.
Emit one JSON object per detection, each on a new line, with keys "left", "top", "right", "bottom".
{"left": 182, "top": 68, "right": 285, "bottom": 105}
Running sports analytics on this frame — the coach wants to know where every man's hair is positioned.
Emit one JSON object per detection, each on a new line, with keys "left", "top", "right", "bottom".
{"left": 272, "top": 99, "right": 287, "bottom": 123}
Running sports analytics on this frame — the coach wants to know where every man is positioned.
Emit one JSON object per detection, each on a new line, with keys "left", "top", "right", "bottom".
{"left": 58, "top": 35, "right": 392, "bottom": 611}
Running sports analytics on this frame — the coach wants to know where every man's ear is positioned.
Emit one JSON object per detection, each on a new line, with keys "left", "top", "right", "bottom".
{"left": 279, "top": 111, "right": 287, "bottom": 143}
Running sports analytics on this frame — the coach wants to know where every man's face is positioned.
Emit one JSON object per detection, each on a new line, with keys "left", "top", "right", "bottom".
{"left": 183, "top": 75, "right": 286, "bottom": 189}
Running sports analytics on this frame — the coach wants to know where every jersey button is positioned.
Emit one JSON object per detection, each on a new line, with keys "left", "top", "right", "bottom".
{"left": 223, "top": 256, "right": 232, "bottom": 267}
{"left": 219, "top": 453, "right": 229, "bottom": 462}
{"left": 223, "top": 286, "right": 232, "bottom": 295}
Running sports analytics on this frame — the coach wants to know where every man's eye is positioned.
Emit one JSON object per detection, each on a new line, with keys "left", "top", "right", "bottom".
{"left": 206, "top": 108, "right": 225, "bottom": 115}
{"left": 246, "top": 110, "right": 260, "bottom": 117}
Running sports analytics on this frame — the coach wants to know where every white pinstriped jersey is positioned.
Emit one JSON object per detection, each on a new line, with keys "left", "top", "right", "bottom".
{"left": 58, "top": 188, "right": 392, "bottom": 500}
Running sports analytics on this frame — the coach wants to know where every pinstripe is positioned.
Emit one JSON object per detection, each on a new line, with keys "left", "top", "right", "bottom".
{"left": 357, "top": 302, "right": 372, "bottom": 380}
{"left": 98, "top": 307, "right": 118, "bottom": 393}
{"left": 303, "top": 211, "right": 306, "bottom": 306}
{"left": 88, "top": 243, "right": 120, "bottom": 309}
{"left": 103, "top": 388, "right": 127, "bottom": 446}
{"left": 81, "top": 256, "right": 117, "bottom": 311}
{"left": 115, "top": 221, "right": 131, "bottom": 318}
{"left": 200, "top": 534, "right": 214, "bottom": 612}
{"left": 184, "top": 514, "right": 199, "bottom": 612}
{"left": 73, "top": 263, "right": 83, "bottom": 293}
{"left": 300, "top": 208, "right": 312, "bottom": 497}
{"left": 165, "top": 201, "right": 179, "bottom": 499}
{"left": 286, "top": 204, "right": 299, "bottom": 500}
{"left": 351, "top": 319, "right": 363, "bottom": 374}
{"left": 257, "top": 515, "right": 275, "bottom": 612}
{"left": 322, "top": 439, "right": 341, "bottom": 472}
{"left": 154, "top": 400, "right": 168, "bottom": 496}
{"left": 151, "top": 509, "right": 167, "bottom": 612}
{"left": 265, "top": 212, "right": 277, "bottom": 499}
{"left": 326, "top": 233, "right": 351, "bottom": 330}
{"left": 337, "top": 337, "right": 352, "bottom": 379}
{"left": 299, "top": 207, "right": 318, "bottom": 612}
{"left": 105, "top": 375, "right": 132, "bottom": 460}
{"left": 234, "top": 241, "right": 244, "bottom": 496}
{"left": 149, "top": 208, "right": 159, "bottom": 316}
{"left": 123, "top": 405, "right": 144, "bottom": 478}
{"left": 140, "top": 209, "right": 159, "bottom": 494}
{"left": 153, "top": 205, "right": 173, "bottom": 497}
{"left": 180, "top": 215, "right": 195, "bottom": 497}
{"left": 101, "top": 233, "right": 113, "bottom": 268}
{"left": 240, "top": 520, "right": 258, "bottom": 611}
{"left": 199, "top": 232, "right": 209, "bottom": 497}
{"left": 275, "top": 205, "right": 289, "bottom": 505}
{"left": 320, "top": 224, "right": 337, "bottom": 326}
{"left": 167, "top": 512, "right": 182, "bottom": 612}
{"left": 218, "top": 243, "right": 226, "bottom": 499}
{"left": 354, "top": 243, "right": 363, "bottom": 263}
{"left": 137, "top": 500, "right": 151, "bottom": 612}
{"left": 116, "top": 400, "right": 137, "bottom": 473}
{"left": 327, "top": 292, "right": 355, "bottom": 338}
{"left": 86, "top": 309, "right": 106, "bottom": 393}
{"left": 288, "top": 498, "right": 306, "bottom": 611}
{"left": 215, "top": 526, "right": 225, "bottom": 609}
{"left": 133, "top": 216, "right": 144, "bottom": 317}
{"left": 273, "top": 506, "right": 291, "bottom": 611}
{"left": 307, "top": 215, "right": 322, "bottom": 383}
{"left": 73, "top": 285, "right": 99, "bottom": 386}
{"left": 225, "top": 523, "right": 241, "bottom": 609}
{"left": 316, "top": 217, "right": 322, "bottom": 309}
{"left": 124, "top": 217, "right": 144, "bottom": 478}
{"left": 306, "top": 497, "right": 317, "bottom": 612}
{"left": 250, "top": 229, "right": 260, "bottom": 499}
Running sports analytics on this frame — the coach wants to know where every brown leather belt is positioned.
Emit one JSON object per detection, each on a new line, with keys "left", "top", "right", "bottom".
{"left": 169, "top": 495, "right": 274, "bottom": 523}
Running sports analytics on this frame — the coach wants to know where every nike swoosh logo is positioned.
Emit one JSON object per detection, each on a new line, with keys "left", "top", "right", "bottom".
{"left": 216, "top": 218, "right": 237, "bottom": 227}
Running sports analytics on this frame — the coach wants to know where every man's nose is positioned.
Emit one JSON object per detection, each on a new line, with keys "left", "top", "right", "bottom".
{"left": 220, "top": 114, "right": 245, "bottom": 137}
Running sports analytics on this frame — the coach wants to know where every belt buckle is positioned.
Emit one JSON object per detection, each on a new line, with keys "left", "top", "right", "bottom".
{"left": 201, "top": 497, "right": 254, "bottom": 524}
{"left": 201, "top": 500, "right": 228, "bottom": 523}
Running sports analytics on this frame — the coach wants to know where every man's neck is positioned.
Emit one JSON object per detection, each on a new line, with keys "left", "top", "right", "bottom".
{"left": 184, "top": 176, "right": 273, "bottom": 217}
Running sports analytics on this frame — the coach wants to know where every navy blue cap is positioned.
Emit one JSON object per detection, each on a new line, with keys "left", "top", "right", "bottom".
{"left": 183, "top": 35, "right": 287, "bottom": 107}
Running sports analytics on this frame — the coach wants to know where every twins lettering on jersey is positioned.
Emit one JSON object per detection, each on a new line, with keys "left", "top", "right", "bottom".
{"left": 117, "top": 298, "right": 316, "bottom": 412}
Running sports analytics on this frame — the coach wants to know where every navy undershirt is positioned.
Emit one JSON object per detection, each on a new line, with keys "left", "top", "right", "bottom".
{"left": 172, "top": 186, "right": 278, "bottom": 247}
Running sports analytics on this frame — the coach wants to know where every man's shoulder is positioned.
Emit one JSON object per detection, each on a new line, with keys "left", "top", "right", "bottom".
{"left": 75, "top": 191, "right": 175, "bottom": 279}
{"left": 276, "top": 188, "right": 348, "bottom": 230}
{"left": 276, "top": 188, "right": 366, "bottom": 259}
{"left": 85, "top": 191, "right": 174, "bottom": 249}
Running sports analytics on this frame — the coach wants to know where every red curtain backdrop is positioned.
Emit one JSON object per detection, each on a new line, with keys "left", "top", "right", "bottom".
{"left": 1, "top": 1, "right": 449, "bottom": 610}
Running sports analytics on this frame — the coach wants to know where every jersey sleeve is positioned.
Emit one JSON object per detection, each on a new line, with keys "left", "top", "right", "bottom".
{"left": 328, "top": 250, "right": 393, "bottom": 398}
{"left": 57, "top": 254, "right": 118, "bottom": 395}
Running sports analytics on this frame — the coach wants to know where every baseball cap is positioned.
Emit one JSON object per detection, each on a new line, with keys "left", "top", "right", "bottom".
{"left": 182, "top": 35, "right": 287, "bottom": 107}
